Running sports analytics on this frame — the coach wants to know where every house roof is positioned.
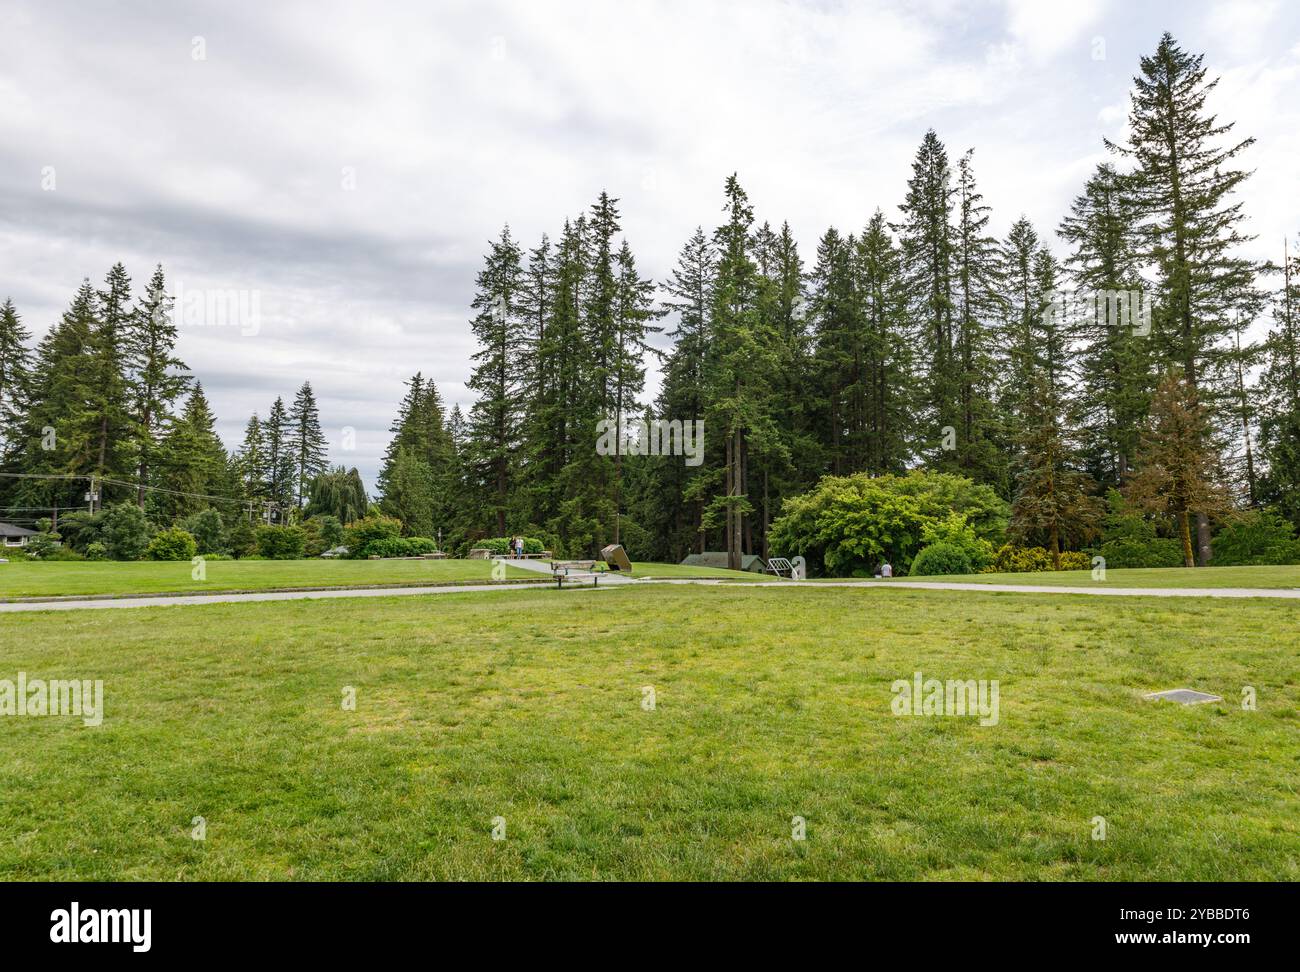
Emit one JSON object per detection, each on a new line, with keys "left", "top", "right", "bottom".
{"left": 0, "top": 522, "right": 39, "bottom": 538}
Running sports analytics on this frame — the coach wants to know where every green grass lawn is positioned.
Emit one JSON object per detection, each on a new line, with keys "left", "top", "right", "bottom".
{"left": 1, "top": 584, "right": 1295, "bottom": 880}
{"left": 891, "top": 564, "right": 1300, "bottom": 589}
{"left": 0, "top": 558, "right": 539, "bottom": 599}
{"left": 618, "top": 562, "right": 767, "bottom": 581}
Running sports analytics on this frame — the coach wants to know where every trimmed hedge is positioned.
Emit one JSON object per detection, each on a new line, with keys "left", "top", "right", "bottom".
{"left": 479, "top": 537, "right": 544, "bottom": 555}
{"left": 357, "top": 536, "right": 440, "bottom": 558}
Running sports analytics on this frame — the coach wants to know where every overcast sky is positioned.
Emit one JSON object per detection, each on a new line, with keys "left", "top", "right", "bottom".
{"left": 2, "top": 0, "right": 1298, "bottom": 491}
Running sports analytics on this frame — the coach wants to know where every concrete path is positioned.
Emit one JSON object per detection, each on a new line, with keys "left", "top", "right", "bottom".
{"left": 2, "top": 575, "right": 1297, "bottom": 613}
{"left": 762, "top": 579, "right": 1300, "bottom": 599}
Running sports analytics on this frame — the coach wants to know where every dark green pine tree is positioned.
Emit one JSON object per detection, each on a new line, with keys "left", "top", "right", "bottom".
{"left": 1108, "top": 32, "right": 1265, "bottom": 561}
{"left": 288, "top": 381, "right": 328, "bottom": 509}
{"left": 1008, "top": 372, "right": 1105, "bottom": 567}
{"left": 12, "top": 281, "right": 104, "bottom": 512}
{"left": 0, "top": 298, "right": 32, "bottom": 456}
{"left": 951, "top": 149, "right": 1007, "bottom": 491}
{"left": 854, "top": 210, "right": 915, "bottom": 476}
{"left": 896, "top": 130, "right": 958, "bottom": 467}
{"left": 124, "top": 265, "right": 190, "bottom": 507}
{"left": 237, "top": 413, "right": 269, "bottom": 503}
{"left": 1258, "top": 238, "right": 1300, "bottom": 526}
{"left": 707, "top": 174, "right": 780, "bottom": 568}
{"left": 515, "top": 234, "right": 558, "bottom": 528}
{"left": 263, "top": 396, "right": 294, "bottom": 511}
{"left": 378, "top": 372, "right": 457, "bottom": 535}
{"left": 750, "top": 219, "right": 809, "bottom": 557}
{"left": 465, "top": 225, "right": 526, "bottom": 536}
{"left": 1058, "top": 162, "right": 1154, "bottom": 487}
{"left": 157, "top": 383, "right": 233, "bottom": 520}
{"left": 809, "top": 226, "right": 859, "bottom": 476}
{"left": 90, "top": 263, "right": 135, "bottom": 502}
{"left": 644, "top": 226, "right": 716, "bottom": 559}
{"left": 609, "top": 238, "right": 661, "bottom": 543}
{"left": 1000, "top": 216, "right": 1043, "bottom": 430}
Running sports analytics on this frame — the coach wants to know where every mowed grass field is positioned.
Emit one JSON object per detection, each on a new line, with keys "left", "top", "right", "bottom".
{"left": 1, "top": 584, "right": 1296, "bottom": 880}
{"left": 0, "top": 558, "right": 762, "bottom": 599}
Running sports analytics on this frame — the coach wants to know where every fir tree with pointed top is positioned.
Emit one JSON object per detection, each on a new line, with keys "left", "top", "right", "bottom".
{"left": 288, "top": 381, "right": 328, "bottom": 509}
{"left": 0, "top": 297, "right": 32, "bottom": 456}
{"left": 125, "top": 264, "right": 190, "bottom": 506}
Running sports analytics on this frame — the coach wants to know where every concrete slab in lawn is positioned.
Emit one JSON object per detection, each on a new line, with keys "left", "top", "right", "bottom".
{"left": 1144, "top": 689, "right": 1223, "bottom": 705}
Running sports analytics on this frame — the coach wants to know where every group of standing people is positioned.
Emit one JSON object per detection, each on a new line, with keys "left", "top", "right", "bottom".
{"left": 509, "top": 536, "right": 526, "bottom": 559}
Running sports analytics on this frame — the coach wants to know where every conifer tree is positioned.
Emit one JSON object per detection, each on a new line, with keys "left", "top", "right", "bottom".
{"left": 288, "top": 381, "right": 328, "bottom": 509}
{"left": 0, "top": 298, "right": 32, "bottom": 454}
{"left": 465, "top": 226, "right": 525, "bottom": 536}
{"left": 263, "top": 396, "right": 293, "bottom": 510}
{"left": 1058, "top": 163, "right": 1153, "bottom": 486}
{"left": 1108, "top": 33, "right": 1264, "bottom": 560}
{"left": 125, "top": 265, "right": 190, "bottom": 506}
{"left": 1258, "top": 238, "right": 1300, "bottom": 525}
{"left": 896, "top": 130, "right": 958, "bottom": 465}
{"left": 157, "top": 383, "right": 232, "bottom": 520}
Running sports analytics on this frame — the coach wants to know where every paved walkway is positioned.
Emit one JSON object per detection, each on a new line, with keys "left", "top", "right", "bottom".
{"left": 2, "top": 574, "right": 1298, "bottom": 613}
{"left": 760, "top": 579, "right": 1300, "bottom": 599}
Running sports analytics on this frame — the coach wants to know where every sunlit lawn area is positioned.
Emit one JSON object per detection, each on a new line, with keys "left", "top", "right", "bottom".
{"left": 886, "top": 564, "right": 1300, "bottom": 589}
{"left": 1, "top": 584, "right": 1295, "bottom": 880}
{"left": 0, "top": 558, "right": 537, "bottom": 599}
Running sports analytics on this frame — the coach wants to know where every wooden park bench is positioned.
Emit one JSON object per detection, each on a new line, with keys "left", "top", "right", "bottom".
{"left": 764, "top": 557, "right": 796, "bottom": 578}
{"left": 550, "top": 559, "right": 602, "bottom": 589}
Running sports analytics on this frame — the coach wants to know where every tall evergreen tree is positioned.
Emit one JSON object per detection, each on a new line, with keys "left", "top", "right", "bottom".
{"left": 0, "top": 298, "right": 32, "bottom": 455}
{"left": 465, "top": 226, "right": 526, "bottom": 536}
{"left": 896, "top": 130, "right": 958, "bottom": 466}
{"left": 1058, "top": 162, "right": 1153, "bottom": 487}
{"left": 263, "top": 396, "right": 293, "bottom": 511}
{"left": 125, "top": 265, "right": 190, "bottom": 507}
{"left": 1108, "top": 32, "right": 1264, "bottom": 560}
{"left": 1258, "top": 238, "right": 1300, "bottom": 525}
{"left": 288, "top": 381, "right": 328, "bottom": 509}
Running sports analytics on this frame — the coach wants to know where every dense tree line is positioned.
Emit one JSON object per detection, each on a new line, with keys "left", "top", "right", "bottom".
{"left": 375, "top": 34, "right": 1293, "bottom": 564}
{"left": 0, "top": 263, "right": 350, "bottom": 535}
{"left": 3, "top": 34, "right": 1296, "bottom": 567}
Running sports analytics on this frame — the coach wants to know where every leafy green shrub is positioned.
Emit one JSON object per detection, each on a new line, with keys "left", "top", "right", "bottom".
{"left": 147, "top": 527, "right": 198, "bottom": 561}
{"left": 317, "top": 515, "right": 345, "bottom": 550}
{"left": 920, "top": 513, "right": 994, "bottom": 571}
{"left": 358, "top": 536, "right": 441, "bottom": 558}
{"left": 1057, "top": 551, "right": 1092, "bottom": 570}
{"left": 101, "top": 503, "right": 151, "bottom": 561}
{"left": 989, "top": 545, "right": 1094, "bottom": 572}
{"left": 909, "top": 542, "right": 974, "bottom": 576}
{"left": 226, "top": 519, "right": 258, "bottom": 559}
{"left": 183, "top": 509, "right": 227, "bottom": 555}
{"left": 55, "top": 510, "right": 104, "bottom": 553}
{"left": 84, "top": 542, "right": 109, "bottom": 561}
{"left": 479, "top": 536, "right": 545, "bottom": 555}
{"left": 1211, "top": 510, "right": 1300, "bottom": 566}
{"left": 344, "top": 516, "right": 402, "bottom": 557}
{"left": 255, "top": 525, "right": 306, "bottom": 560}
{"left": 768, "top": 471, "right": 1009, "bottom": 577}
{"left": 1096, "top": 537, "right": 1184, "bottom": 569}
{"left": 24, "top": 532, "right": 64, "bottom": 560}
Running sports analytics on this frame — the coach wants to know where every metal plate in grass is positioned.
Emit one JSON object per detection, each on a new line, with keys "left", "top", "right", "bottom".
{"left": 1144, "top": 689, "right": 1222, "bottom": 705}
